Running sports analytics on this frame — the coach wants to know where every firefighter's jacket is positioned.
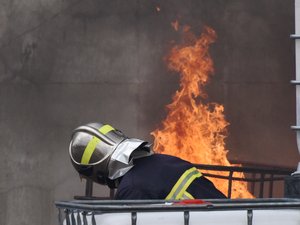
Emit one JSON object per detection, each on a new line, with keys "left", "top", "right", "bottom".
{"left": 115, "top": 154, "right": 227, "bottom": 200}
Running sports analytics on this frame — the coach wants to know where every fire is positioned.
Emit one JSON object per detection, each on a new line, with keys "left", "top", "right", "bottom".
{"left": 151, "top": 26, "right": 253, "bottom": 198}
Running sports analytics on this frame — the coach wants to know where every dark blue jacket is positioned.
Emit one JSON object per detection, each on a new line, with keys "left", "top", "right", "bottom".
{"left": 115, "top": 154, "right": 226, "bottom": 200}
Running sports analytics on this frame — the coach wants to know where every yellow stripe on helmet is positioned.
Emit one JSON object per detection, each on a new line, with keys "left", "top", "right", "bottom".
{"left": 99, "top": 124, "right": 114, "bottom": 134}
{"left": 81, "top": 124, "right": 115, "bottom": 165}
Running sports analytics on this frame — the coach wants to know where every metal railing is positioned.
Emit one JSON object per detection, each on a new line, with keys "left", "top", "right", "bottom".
{"left": 55, "top": 198, "right": 300, "bottom": 225}
{"left": 193, "top": 163, "right": 293, "bottom": 198}
{"left": 75, "top": 163, "right": 293, "bottom": 200}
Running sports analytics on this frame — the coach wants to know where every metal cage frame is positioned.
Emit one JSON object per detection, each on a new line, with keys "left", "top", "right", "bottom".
{"left": 55, "top": 198, "right": 300, "bottom": 225}
{"left": 76, "top": 163, "right": 293, "bottom": 200}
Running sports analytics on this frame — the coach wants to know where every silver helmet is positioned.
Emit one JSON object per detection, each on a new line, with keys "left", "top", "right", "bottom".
{"left": 69, "top": 122, "right": 152, "bottom": 186}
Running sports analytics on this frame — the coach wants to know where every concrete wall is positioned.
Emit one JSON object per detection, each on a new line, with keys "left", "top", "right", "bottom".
{"left": 0, "top": 0, "right": 298, "bottom": 224}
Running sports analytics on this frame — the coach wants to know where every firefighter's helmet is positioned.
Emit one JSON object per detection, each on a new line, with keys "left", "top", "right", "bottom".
{"left": 69, "top": 122, "right": 152, "bottom": 188}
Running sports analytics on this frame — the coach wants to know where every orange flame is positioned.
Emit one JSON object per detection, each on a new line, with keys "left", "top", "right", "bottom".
{"left": 151, "top": 26, "right": 253, "bottom": 198}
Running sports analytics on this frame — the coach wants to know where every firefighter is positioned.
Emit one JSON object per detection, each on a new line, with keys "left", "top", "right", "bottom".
{"left": 69, "top": 122, "right": 227, "bottom": 200}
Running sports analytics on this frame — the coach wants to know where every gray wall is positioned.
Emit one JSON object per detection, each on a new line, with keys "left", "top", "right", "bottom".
{"left": 0, "top": 0, "right": 298, "bottom": 224}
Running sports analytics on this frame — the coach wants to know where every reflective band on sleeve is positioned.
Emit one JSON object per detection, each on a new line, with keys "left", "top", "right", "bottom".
{"left": 81, "top": 124, "right": 115, "bottom": 165}
{"left": 165, "top": 167, "right": 202, "bottom": 200}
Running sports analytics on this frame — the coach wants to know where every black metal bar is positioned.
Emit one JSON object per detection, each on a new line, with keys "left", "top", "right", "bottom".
{"left": 259, "top": 173, "right": 265, "bottom": 198}
{"left": 202, "top": 173, "right": 287, "bottom": 183}
{"left": 227, "top": 171, "right": 233, "bottom": 198}
{"left": 131, "top": 212, "right": 137, "bottom": 225}
{"left": 85, "top": 179, "right": 93, "bottom": 197}
{"left": 82, "top": 212, "right": 88, "bottom": 225}
{"left": 58, "top": 208, "right": 63, "bottom": 225}
{"left": 65, "top": 209, "right": 70, "bottom": 225}
{"left": 193, "top": 164, "right": 293, "bottom": 175}
{"left": 291, "top": 125, "right": 300, "bottom": 130}
{"left": 71, "top": 211, "right": 76, "bottom": 225}
{"left": 184, "top": 211, "right": 189, "bottom": 225}
{"left": 74, "top": 196, "right": 112, "bottom": 200}
{"left": 269, "top": 174, "right": 274, "bottom": 198}
{"left": 77, "top": 211, "right": 82, "bottom": 225}
{"left": 55, "top": 198, "right": 300, "bottom": 213}
{"left": 290, "top": 80, "right": 300, "bottom": 85}
{"left": 68, "top": 198, "right": 300, "bottom": 206}
{"left": 247, "top": 209, "right": 253, "bottom": 225}
{"left": 251, "top": 173, "right": 256, "bottom": 195}
{"left": 92, "top": 213, "right": 96, "bottom": 225}
{"left": 202, "top": 172, "right": 288, "bottom": 182}
{"left": 290, "top": 34, "right": 300, "bottom": 39}
{"left": 110, "top": 188, "right": 115, "bottom": 199}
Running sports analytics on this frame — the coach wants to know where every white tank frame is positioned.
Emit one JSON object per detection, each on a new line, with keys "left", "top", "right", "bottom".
{"left": 291, "top": 0, "right": 300, "bottom": 175}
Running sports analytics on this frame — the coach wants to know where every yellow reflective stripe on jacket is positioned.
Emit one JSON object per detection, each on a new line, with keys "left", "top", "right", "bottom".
{"left": 182, "top": 191, "right": 194, "bottom": 200}
{"left": 165, "top": 167, "right": 202, "bottom": 200}
{"left": 81, "top": 124, "right": 115, "bottom": 164}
